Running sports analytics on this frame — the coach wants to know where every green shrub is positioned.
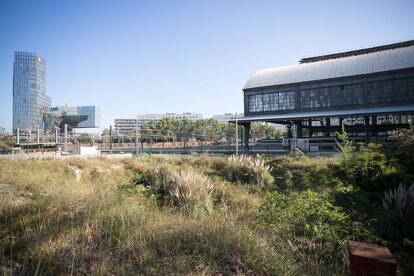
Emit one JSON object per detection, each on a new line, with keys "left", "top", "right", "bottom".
{"left": 267, "top": 156, "right": 337, "bottom": 191}
{"left": 258, "top": 190, "right": 380, "bottom": 270}
{"left": 332, "top": 180, "right": 377, "bottom": 223}
{"left": 214, "top": 155, "right": 273, "bottom": 185}
{"left": 339, "top": 144, "right": 401, "bottom": 194}
{"left": 0, "top": 136, "right": 13, "bottom": 154}
{"left": 386, "top": 126, "right": 414, "bottom": 174}
{"left": 259, "top": 190, "right": 375, "bottom": 243}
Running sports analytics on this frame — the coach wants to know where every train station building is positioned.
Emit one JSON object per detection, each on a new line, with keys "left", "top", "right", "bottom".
{"left": 236, "top": 40, "right": 414, "bottom": 147}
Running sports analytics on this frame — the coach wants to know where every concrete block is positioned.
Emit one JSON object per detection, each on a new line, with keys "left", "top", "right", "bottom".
{"left": 348, "top": 240, "right": 396, "bottom": 276}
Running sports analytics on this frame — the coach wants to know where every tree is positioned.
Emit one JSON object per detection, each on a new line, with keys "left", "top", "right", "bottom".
{"left": 250, "top": 123, "right": 283, "bottom": 141}
{"left": 101, "top": 128, "right": 110, "bottom": 136}
{"left": 0, "top": 136, "right": 14, "bottom": 154}
{"left": 387, "top": 125, "right": 414, "bottom": 174}
{"left": 335, "top": 123, "right": 354, "bottom": 159}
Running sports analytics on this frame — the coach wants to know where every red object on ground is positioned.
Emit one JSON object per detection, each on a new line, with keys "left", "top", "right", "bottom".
{"left": 348, "top": 240, "right": 397, "bottom": 276}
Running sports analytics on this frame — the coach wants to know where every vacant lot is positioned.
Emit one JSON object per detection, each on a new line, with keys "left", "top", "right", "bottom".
{"left": 0, "top": 151, "right": 413, "bottom": 275}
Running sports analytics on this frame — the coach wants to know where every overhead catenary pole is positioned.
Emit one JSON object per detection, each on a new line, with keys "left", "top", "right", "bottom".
{"left": 235, "top": 112, "right": 238, "bottom": 155}
{"left": 109, "top": 125, "right": 113, "bottom": 150}
{"left": 16, "top": 128, "right": 20, "bottom": 144}
{"left": 291, "top": 124, "right": 297, "bottom": 156}
{"left": 135, "top": 118, "right": 138, "bottom": 154}
{"left": 64, "top": 124, "right": 68, "bottom": 152}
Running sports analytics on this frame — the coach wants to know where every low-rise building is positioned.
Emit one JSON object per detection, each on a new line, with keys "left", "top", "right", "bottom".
{"left": 212, "top": 113, "right": 244, "bottom": 123}
{"left": 114, "top": 112, "right": 202, "bottom": 134}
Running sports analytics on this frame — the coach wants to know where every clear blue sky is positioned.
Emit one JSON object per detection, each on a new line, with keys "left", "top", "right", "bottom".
{"left": 1, "top": 0, "right": 413, "bottom": 132}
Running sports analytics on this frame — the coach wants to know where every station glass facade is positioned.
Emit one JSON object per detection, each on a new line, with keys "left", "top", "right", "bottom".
{"left": 246, "top": 77, "right": 414, "bottom": 114}
{"left": 248, "top": 91, "right": 295, "bottom": 112}
{"left": 300, "top": 83, "right": 364, "bottom": 109}
{"left": 367, "top": 77, "right": 414, "bottom": 104}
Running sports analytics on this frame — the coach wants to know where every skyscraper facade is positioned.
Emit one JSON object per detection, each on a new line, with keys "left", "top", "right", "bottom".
{"left": 43, "top": 105, "right": 101, "bottom": 130}
{"left": 13, "top": 51, "right": 51, "bottom": 130}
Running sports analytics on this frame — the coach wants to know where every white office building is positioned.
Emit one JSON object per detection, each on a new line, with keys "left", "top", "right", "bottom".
{"left": 114, "top": 112, "right": 202, "bottom": 134}
{"left": 212, "top": 113, "right": 244, "bottom": 123}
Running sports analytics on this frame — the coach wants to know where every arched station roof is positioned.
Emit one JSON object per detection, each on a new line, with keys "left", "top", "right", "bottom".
{"left": 244, "top": 43, "right": 414, "bottom": 90}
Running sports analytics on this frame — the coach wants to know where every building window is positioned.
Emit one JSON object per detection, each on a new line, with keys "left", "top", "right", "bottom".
{"left": 248, "top": 91, "right": 295, "bottom": 113}
{"left": 394, "top": 79, "right": 408, "bottom": 100}
{"left": 263, "top": 93, "right": 272, "bottom": 111}
{"left": 278, "top": 91, "right": 295, "bottom": 110}
{"left": 300, "top": 83, "right": 364, "bottom": 109}
{"left": 367, "top": 80, "right": 394, "bottom": 104}
{"left": 248, "top": 94, "right": 263, "bottom": 112}
{"left": 408, "top": 77, "right": 414, "bottom": 101}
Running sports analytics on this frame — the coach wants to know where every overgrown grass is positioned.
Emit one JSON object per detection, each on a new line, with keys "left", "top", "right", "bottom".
{"left": 0, "top": 154, "right": 412, "bottom": 274}
{"left": 212, "top": 155, "right": 274, "bottom": 185}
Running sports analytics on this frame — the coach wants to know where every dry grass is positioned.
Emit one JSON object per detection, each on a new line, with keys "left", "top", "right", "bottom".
{"left": 0, "top": 156, "right": 298, "bottom": 274}
{"left": 170, "top": 169, "right": 214, "bottom": 215}
{"left": 0, "top": 154, "right": 370, "bottom": 275}
{"left": 213, "top": 155, "right": 274, "bottom": 185}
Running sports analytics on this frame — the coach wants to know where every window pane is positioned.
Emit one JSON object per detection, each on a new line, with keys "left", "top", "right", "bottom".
{"left": 248, "top": 94, "right": 263, "bottom": 112}
{"left": 300, "top": 83, "right": 363, "bottom": 109}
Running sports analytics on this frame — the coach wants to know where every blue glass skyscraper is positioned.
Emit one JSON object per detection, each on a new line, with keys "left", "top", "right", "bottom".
{"left": 13, "top": 51, "right": 51, "bottom": 130}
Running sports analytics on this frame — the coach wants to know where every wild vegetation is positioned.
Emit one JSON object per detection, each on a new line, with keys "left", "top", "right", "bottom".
{"left": 1, "top": 127, "right": 414, "bottom": 275}
{"left": 0, "top": 136, "right": 13, "bottom": 154}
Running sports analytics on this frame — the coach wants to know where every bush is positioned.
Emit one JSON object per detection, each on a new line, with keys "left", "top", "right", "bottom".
{"left": 214, "top": 155, "right": 273, "bottom": 185}
{"left": 0, "top": 136, "right": 13, "bottom": 154}
{"left": 338, "top": 144, "right": 401, "bottom": 194}
{"left": 259, "top": 190, "right": 376, "bottom": 243}
{"left": 127, "top": 161, "right": 214, "bottom": 215}
{"left": 387, "top": 127, "right": 414, "bottom": 174}
{"left": 268, "top": 156, "right": 337, "bottom": 191}
{"left": 169, "top": 169, "right": 214, "bottom": 215}
{"left": 258, "top": 190, "right": 380, "bottom": 271}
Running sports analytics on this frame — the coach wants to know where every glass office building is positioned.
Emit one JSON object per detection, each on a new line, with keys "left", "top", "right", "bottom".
{"left": 13, "top": 51, "right": 51, "bottom": 131}
{"left": 76, "top": 106, "right": 101, "bottom": 128}
{"left": 43, "top": 105, "right": 101, "bottom": 130}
